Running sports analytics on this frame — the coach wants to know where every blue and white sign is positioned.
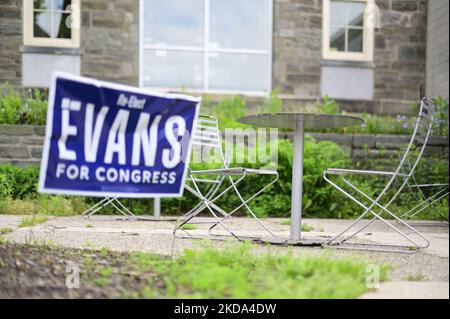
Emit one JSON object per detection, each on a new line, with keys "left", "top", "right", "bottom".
{"left": 39, "top": 72, "right": 200, "bottom": 198}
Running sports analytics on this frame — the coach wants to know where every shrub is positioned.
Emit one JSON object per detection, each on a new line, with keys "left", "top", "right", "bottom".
{"left": 201, "top": 95, "right": 246, "bottom": 130}
{"left": 0, "top": 195, "right": 88, "bottom": 216}
{"left": 0, "top": 165, "right": 39, "bottom": 199}
{"left": 314, "top": 95, "right": 340, "bottom": 115}
{"left": 23, "top": 89, "right": 48, "bottom": 125}
{"left": 433, "top": 96, "right": 449, "bottom": 136}
{"left": 0, "top": 83, "right": 22, "bottom": 125}
{"left": 0, "top": 134, "right": 447, "bottom": 220}
{"left": 0, "top": 83, "right": 47, "bottom": 125}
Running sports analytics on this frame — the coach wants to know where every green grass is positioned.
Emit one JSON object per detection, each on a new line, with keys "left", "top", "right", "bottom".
{"left": 19, "top": 215, "right": 48, "bottom": 228}
{"left": 99, "top": 247, "right": 111, "bottom": 258}
{"left": 180, "top": 224, "right": 197, "bottom": 230}
{"left": 0, "top": 228, "right": 13, "bottom": 235}
{"left": 280, "top": 220, "right": 314, "bottom": 232}
{"left": 0, "top": 196, "right": 88, "bottom": 216}
{"left": 406, "top": 274, "right": 426, "bottom": 282}
{"left": 301, "top": 223, "right": 314, "bottom": 232}
{"left": 128, "top": 243, "right": 388, "bottom": 298}
{"left": 98, "top": 266, "right": 114, "bottom": 278}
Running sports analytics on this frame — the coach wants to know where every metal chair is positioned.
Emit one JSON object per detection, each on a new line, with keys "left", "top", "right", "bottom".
{"left": 174, "top": 115, "right": 279, "bottom": 240}
{"left": 322, "top": 98, "right": 439, "bottom": 253}
{"left": 398, "top": 157, "right": 449, "bottom": 224}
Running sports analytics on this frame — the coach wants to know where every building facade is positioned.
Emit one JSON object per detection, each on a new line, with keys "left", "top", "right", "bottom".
{"left": 0, "top": 0, "right": 448, "bottom": 114}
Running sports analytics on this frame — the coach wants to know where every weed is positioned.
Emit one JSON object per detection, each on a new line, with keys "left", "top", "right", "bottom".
{"left": 0, "top": 228, "right": 13, "bottom": 235}
{"left": 406, "top": 274, "right": 426, "bottom": 282}
{"left": 181, "top": 224, "right": 197, "bottom": 230}
{"left": 19, "top": 215, "right": 48, "bottom": 228}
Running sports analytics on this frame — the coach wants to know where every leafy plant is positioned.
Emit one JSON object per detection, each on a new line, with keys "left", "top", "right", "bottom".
{"left": 433, "top": 97, "right": 449, "bottom": 136}
{"left": 258, "top": 89, "right": 282, "bottom": 114}
{"left": 0, "top": 228, "right": 13, "bottom": 235}
{"left": 19, "top": 215, "right": 48, "bottom": 228}
{"left": 23, "top": 89, "right": 47, "bottom": 125}
{"left": 314, "top": 95, "right": 341, "bottom": 115}
{"left": 0, "top": 165, "right": 39, "bottom": 199}
{"left": 0, "top": 83, "right": 22, "bottom": 125}
{"left": 0, "top": 83, "right": 47, "bottom": 125}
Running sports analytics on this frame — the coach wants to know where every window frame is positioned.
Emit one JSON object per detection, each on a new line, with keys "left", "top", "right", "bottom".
{"left": 23, "top": 0, "right": 80, "bottom": 48}
{"left": 139, "top": 0, "right": 273, "bottom": 96}
{"left": 322, "top": 0, "right": 374, "bottom": 62}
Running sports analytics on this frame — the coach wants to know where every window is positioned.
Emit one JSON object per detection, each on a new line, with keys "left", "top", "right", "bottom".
{"left": 140, "top": 0, "right": 273, "bottom": 95}
{"left": 322, "top": 0, "right": 374, "bottom": 61}
{"left": 23, "top": 0, "right": 80, "bottom": 48}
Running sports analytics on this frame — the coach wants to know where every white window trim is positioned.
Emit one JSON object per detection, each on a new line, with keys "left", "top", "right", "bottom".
{"left": 322, "top": 0, "right": 374, "bottom": 62}
{"left": 23, "top": 0, "right": 80, "bottom": 48}
{"left": 139, "top": 0, "right": 273, "bottom": 96}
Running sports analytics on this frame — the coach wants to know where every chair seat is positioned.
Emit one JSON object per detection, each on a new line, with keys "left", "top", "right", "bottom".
{"left": 190, "top": 167, "right": 278, "bottom": 176}
{"left": 326, "top": 168, "right": 409, "bottom": 177}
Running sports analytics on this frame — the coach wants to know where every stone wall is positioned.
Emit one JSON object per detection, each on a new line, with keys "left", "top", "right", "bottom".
{"left": 283, "top": 131, "right": 449, "bottom": 161}
{"left": 0, "top": 0, "right": 22, "bottom": 87}
{"left": 273, "top": 0, "right": 428, "bottom": 115}
{"left": 0, "top": 125, "right": 44, "bottom": 167}
{"left": 80, "top": 0, "right": 139, "bottom": 86}
{"left": 426, "top": 0, "right": 449, "bottom": 99}
{"left": 372, "top": 0, "right": 428, "bottom": 114}
{"left": 273, "top": 0, "right": 323, "bottom": 100}
{"left": 1, "top": 124, "right": 447, "bottom": 167}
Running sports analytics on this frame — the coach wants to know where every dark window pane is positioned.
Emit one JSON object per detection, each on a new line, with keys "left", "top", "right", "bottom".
{"left": 348, "top": 29, "right": 363, "bottom": 52}
{"left": 33, "top": 11, "right": 51, "bottom": 38}
{"left": 34, "top": 0, "right": 51, "bottom": 10}
{"left": 330, "top": 27, "right": 346, "bottom": 51}
{"left": 54, "top": 12, "right": 72, "bottom": 38}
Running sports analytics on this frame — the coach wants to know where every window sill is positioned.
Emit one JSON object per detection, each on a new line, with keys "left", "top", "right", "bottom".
{"left": 321, "top": 59, "right": 374, "bottom": 69}
{"left": 20, "top": 46, "right": 80, "bottom": 56}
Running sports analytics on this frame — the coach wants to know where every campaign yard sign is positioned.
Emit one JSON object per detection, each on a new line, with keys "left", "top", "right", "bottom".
{"left": 39, "top": 72, "right": 200, "bottom": 198}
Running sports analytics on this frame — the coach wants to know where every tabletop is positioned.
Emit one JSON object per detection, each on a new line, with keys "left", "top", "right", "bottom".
{"left": 238, "top": 113, "right": 364, "bottom": 130}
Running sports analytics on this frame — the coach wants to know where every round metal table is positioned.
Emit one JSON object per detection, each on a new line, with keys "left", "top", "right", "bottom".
{"left": 238, "top": 113, "right": 364, "bottom": 243}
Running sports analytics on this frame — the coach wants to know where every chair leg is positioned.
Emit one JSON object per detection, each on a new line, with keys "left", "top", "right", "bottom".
{"left": 340, "top": 178, "right": 431, "bottom": 247}
{"left": 400, "top": 189, "right": 449, "bottom": 221}
{"left": 208, "top": 174, "right": 279, "bottom": 239}
{"left": 323, "top": 173, "right": 430, "bottom": 253}
{"left": 174, "top": 181, "right": 243, "bottom": 240}
{"left": 181, "top": 177, "right": 228, "bottom": 220}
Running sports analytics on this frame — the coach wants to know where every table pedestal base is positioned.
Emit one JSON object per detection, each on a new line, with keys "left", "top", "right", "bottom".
{"left": 290, "top": 120, "right": 305, "bottom": 242}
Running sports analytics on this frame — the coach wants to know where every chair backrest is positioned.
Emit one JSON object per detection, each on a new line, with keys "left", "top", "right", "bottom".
{"left": 380, "top": 98, "right": 437, "bottom": 208}
{"left": 191, "top": 115, "right": 229, "bottom": 168}
{"left": 396, "top": 97, "right": 436, "bottom": 177}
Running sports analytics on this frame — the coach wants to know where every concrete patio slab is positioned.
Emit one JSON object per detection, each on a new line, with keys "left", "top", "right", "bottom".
{"left": 361, "top": 281, "right": 450, "bottom": 299}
